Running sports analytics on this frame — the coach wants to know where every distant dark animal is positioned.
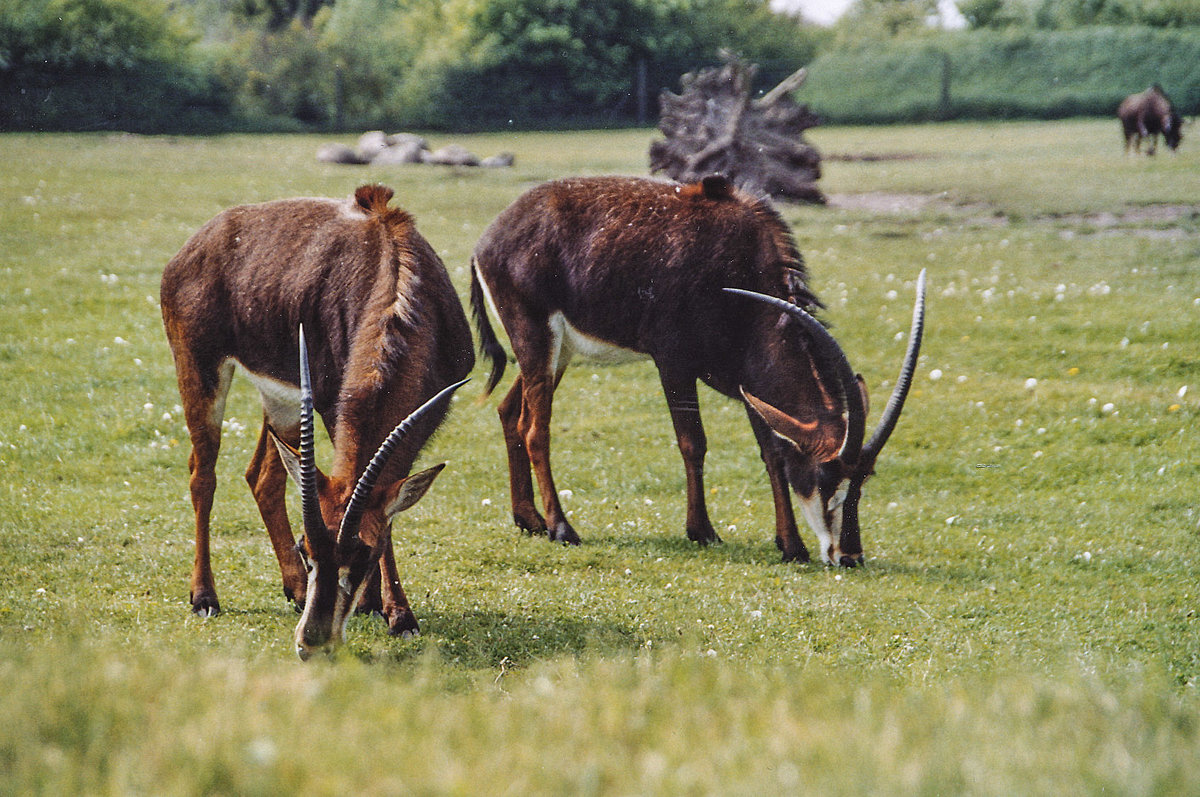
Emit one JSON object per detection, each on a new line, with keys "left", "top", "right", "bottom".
{"left": 1119, "top": 85, "right": 1183, "bottom": 155}
{"left": 161, "top": 184, "right": 474, "bottom": 659}
{"left": 470, "top": 174, "right": 925, "bottom": 566}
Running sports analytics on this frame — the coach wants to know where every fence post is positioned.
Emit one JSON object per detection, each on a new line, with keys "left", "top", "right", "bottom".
{"left": 334, "top": 63, "right": 346, "bottom": 131}
{"left": 636, "top": 57, "right": 649, "bottom": 125}
{"left": 939, "top": 51, "right": 952, "bottom": 119}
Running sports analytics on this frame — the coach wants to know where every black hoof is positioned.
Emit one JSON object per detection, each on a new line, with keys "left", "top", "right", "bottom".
{"left": 549, "top": 524, "right": 581, "bottom": 545}
{"left": 514, "top": 512, "right": 547, "bottom": 536}
{"left": 283, "top": 585, "right": 307, "bottom": 611}
{"left": 190, "top": 593, "right": 220, "bottom": 618}
{"left": 386, "top": 608, "right": 420, "bottom": 637}
{"left": 778, "top": 542, "right": 811, "bottom": 564}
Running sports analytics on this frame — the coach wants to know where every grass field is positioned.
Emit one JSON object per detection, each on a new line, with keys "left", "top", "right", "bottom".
{"left": 1, "top": 119, "right": 1199, "bottom": 793}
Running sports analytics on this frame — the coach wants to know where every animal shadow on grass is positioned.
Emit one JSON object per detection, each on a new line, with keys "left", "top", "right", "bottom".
{"left": 608, "top": 529, "right": 818, "bottom": 568}
{"left": 366, "top": 610, "right": 643, "bottom": 669}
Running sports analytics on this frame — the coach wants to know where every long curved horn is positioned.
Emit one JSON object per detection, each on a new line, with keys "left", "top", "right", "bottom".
{"left": 723, "top": 288, "right": 866, "bottom": 465}
{"left": 337, "top": 378, "right": 470, "bottom": 544}
{"left": 861, "top": 269, "right": 927, "bottom": 467}
{"left": 297, "top": 325, "right": 329, "bottom": 543}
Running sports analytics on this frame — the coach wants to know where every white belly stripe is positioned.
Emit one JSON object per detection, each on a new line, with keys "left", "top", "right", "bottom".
{"left": 476, "top": 275, "right": 646, "bottom": 378}
{"left": 550, "top": 312, "right": 647, "bottom": 367}
{"left": 237, "top": 361, "right": 303, "bottom": 430}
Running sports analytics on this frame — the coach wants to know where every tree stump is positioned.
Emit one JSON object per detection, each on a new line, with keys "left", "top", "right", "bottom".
{"left": 649, "top": 52, "right": 824, "bottom": 204}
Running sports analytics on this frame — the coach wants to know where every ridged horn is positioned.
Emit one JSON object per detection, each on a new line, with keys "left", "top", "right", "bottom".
{"left": 861, "top": 269, "right": 927, "bottom": 468}
{"left": 723, "top": 288, "right": 866, "bottom": 465}
{"left": 337, "top": 378, "right": 470, "bottom": 545}
{"left": 297, "top": 325, "right": 329, "bottom": 543}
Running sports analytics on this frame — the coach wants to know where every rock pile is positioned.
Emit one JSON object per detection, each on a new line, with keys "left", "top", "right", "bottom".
{"left": 318, "top": 131, "right": 515, "bottom": 168}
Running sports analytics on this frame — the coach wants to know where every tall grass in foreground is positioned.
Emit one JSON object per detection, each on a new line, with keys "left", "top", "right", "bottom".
{"left": 0, "top": 121, "right": 1198, "bottom": 792}
{"left": 2, "top": 642, "right": 1196, "bottom": 794}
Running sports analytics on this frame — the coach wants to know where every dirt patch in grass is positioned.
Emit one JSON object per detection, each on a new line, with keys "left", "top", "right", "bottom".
{"left": 827, "top": 191, "right": 1200, "bottom": 238}
{"left": 1045, "top": 205, "right": 1200, "bottom": 240}
{"left": 827, "top": 191, "right": 1005, "bottom": 226}
{"left": 825, "top": 152, "right": 932, "bottom": 163}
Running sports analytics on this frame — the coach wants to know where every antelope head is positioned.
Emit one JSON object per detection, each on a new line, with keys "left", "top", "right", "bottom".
{"left": 271, "top": 326, "right": 467, "bottom": 660}
{"left": 725, "top": 269, "right": 926, "bottom": 566}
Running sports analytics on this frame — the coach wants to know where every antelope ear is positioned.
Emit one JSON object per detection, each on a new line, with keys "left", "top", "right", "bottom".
{"left": 856, "top": 374, "right": 869, "bottom": 419}
{"left": 269, "top": 427, "right": 306, "bottom": 486}
{"left": 741, "top": 388, "right": 841, "bottom": 463}
{"left": 383, "top": 463, "right": 447, "bottom": 520}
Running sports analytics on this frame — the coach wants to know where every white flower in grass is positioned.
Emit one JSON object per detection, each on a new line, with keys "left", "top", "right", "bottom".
{"left": 1024, "top": 378, "right": 1038, "bottom": 391}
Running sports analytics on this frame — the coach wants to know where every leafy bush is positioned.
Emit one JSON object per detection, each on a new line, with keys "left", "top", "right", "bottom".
{"left": 0, "top": 0, "right": 230, "bottom": 132}
{"left": 317, "top": 0, "right": 826, "bottom": 130}
{"left": 802, "top": 26, "right": 1200, "bottom": 124}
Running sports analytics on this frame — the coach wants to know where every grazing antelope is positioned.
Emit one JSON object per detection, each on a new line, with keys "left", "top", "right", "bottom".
{"left": 1118, "top": 84, "right": 1184, "bottom": 155}
{"left": 470, "top": 175, "right": 925, "bottom": 565}
{"left": 161, "top": 184, "right": 474, "bottom": 658}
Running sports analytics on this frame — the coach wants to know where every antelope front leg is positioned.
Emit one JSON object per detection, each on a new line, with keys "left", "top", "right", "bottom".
{"left": 377, "top": 542, "right": 419, "bottom": 637}
{"left": 660, "top": 372, "right": 720, "bottom": 545}
{"left": 497, "top": 376, "right": 547, "bottom": 535}
{"left": 746, "top": 410, "right": 809, "bottom": 562}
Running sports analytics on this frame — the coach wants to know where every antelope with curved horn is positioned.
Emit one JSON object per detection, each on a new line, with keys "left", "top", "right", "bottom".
{"left": 161, "top": 184, "right": 474, "bottom": 657}
{"left": 276, "top": 327, "right": 467, "bottom": 658}
{"left": 470, "top": 175, "right": 925, "bottom": 564}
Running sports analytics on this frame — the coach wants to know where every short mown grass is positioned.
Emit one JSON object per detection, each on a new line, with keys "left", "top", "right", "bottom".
{"left": 1, "top": 120, "right": 1198, "bottom": 793}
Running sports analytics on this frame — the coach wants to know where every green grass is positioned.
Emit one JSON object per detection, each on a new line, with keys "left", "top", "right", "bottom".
{"left": 1, "top": 120, "right": 1199, "bottom": 793}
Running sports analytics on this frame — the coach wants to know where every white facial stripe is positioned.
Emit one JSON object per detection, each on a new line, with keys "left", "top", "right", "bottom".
{"left": 295, "top": 562, "right": 365, "bottom": 653}
{"left": 796, "top": 481, "right": 850, "bottom": 565}
{"left": 829, "top": 485, "right": 848, "bottom": 513}
{"left": 797, "top": 492, "right": 833, "bottom": 563}
{"left": 294, "top": 564, "right": 322, "bottom": 651}
{"left": 336, "top": 565, "right": 373, "bottom": 641}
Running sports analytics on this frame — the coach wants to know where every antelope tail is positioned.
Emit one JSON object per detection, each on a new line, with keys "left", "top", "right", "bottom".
{"left": 469, "top": 259, "right": 507, "bottom": 397}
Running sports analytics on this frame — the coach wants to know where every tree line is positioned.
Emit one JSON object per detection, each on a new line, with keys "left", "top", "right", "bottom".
{"left": 0, "top": 0, "right": 824, "bottom": 132}
{"left": 1, "top": 0, "right": 1196, "bottom": 133}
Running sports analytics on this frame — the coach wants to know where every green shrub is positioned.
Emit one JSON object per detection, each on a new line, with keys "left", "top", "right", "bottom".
{"left": 802, "top": 26, "right": 1200, "bottom": 124}
{"left": 0, "top": 0, "right": 231, "bottom": 132}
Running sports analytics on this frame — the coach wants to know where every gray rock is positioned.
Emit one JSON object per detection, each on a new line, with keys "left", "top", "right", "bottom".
{"left": 423, "top": 144, "right": 480, "bottom": 167}
{"left": 480, "top": 152, "right": 516, "bottom": 168}
{"left": 373, "top": 138, "right": 428, "bottom": 164}
{"left": 356, "top": 130, "right": 390, "bottom": 161}
{"left": 316, "top": 143, "right": 366, "bottom": 164}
